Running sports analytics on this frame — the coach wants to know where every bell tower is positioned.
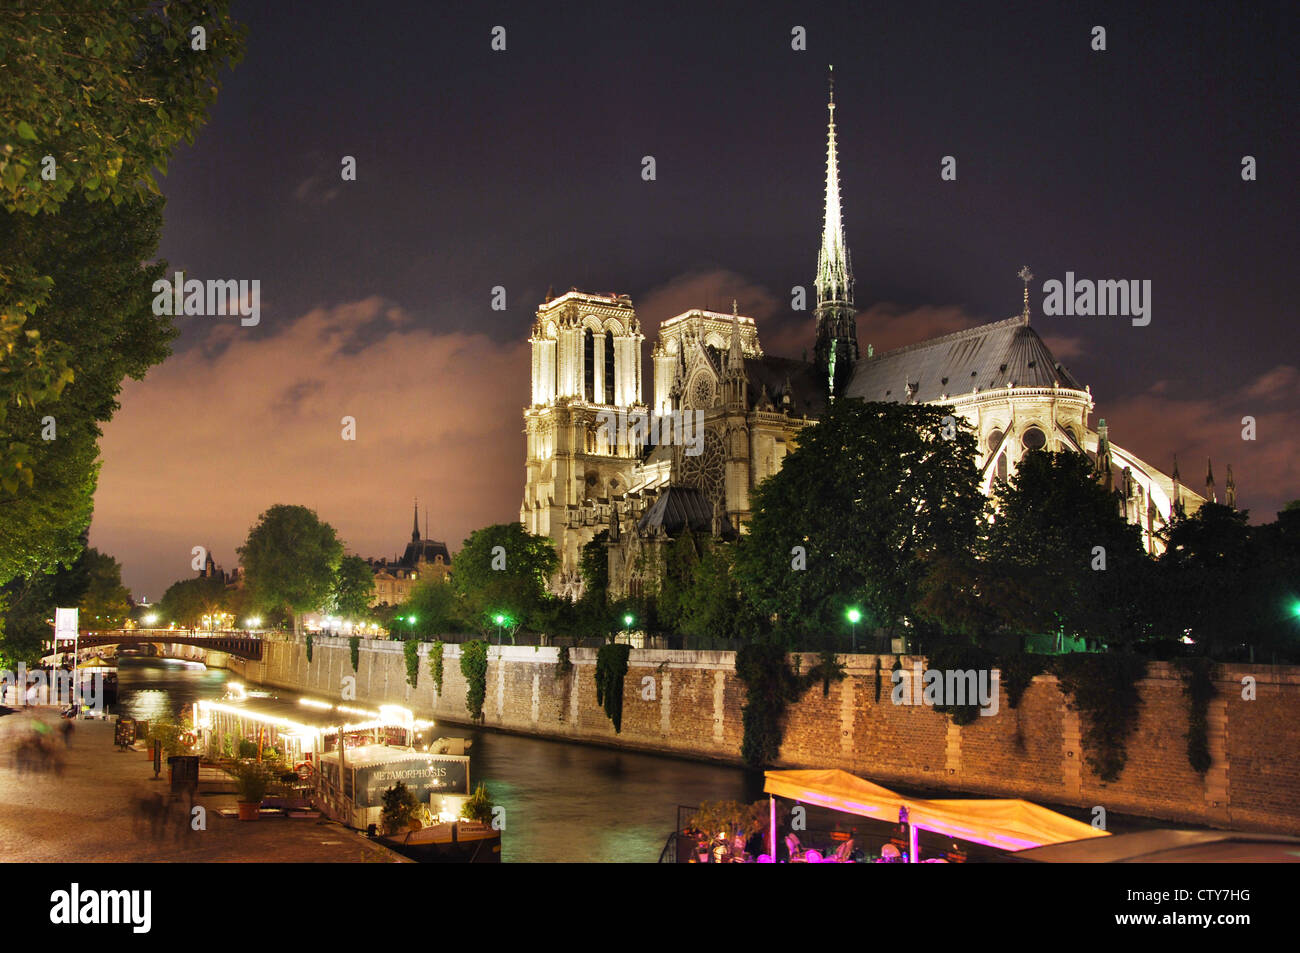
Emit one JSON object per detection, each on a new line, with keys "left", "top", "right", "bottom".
{"left": 521, "top": 290, "right": 645, "bottom": 583}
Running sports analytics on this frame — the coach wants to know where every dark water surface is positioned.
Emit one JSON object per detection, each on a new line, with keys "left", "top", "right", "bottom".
{"left": 117, "top": 657, "right": 761, "bottom": 862}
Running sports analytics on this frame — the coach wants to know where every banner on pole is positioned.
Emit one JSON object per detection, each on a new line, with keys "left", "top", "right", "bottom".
{"left": 54, "top": 608, "right": 78, "bottom": 641}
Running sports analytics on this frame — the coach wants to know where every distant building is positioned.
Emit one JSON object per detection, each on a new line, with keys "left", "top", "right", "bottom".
{"left": 367, "top": 502, "right": 452, "bottom": 606}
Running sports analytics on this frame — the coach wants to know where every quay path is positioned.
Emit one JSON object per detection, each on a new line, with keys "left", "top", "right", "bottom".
{"left": 0, "top": 711, "right": 407, "bottom": 863}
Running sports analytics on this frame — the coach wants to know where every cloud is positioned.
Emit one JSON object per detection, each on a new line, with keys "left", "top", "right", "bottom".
{"left": 91, "top": 298, "right": 528, "bottom": 598}
{"left": 1102, "top": 365, "right": 1299, "bottom": 522}
{"left": 636, "top": 269, "right": 784, "bottom": 334}
{"left": 293, "top": 174, "right": 339, "bottom": 207}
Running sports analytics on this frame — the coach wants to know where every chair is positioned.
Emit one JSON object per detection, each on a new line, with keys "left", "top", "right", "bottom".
{"left": 829, "top": 838, "right": 855, "bottom": 863}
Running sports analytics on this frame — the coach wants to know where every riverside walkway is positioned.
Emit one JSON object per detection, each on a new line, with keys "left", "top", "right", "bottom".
{"left": 0, "top": 711, "right": 407, "bottom": 863}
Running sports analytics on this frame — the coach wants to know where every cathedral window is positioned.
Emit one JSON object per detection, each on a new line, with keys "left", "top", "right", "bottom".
{"left": 583, "top": 329, "right": 595, "bottom": 401}
{"left": 987, "top": 428, "right": 1004, "bottom": 453}
{"left": 1022, "top": 426, "right": 1047, "bottom": 451}
{"left": 605, "top": 333, "right": 616, "bottom": 404}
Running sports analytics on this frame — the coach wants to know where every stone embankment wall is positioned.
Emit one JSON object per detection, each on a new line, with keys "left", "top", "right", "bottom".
{"left": 227, "top": 638, "right": 1300, "bottom": 834}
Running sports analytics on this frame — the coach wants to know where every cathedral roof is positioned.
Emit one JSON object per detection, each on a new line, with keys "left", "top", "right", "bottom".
{"left": 636, "top": 486, "right": 734, "bottom": 539}
{"left": 844, "top": 316, "right": 1083, "bottom": 404}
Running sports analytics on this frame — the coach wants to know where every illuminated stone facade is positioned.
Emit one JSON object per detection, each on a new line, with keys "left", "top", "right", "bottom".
{"left": 523, "top": 81, "right": 1208, "bottom": 600}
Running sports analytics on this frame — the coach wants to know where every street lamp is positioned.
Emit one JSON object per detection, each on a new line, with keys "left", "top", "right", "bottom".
{"left": 846, "top": 607, "right": 862, "bottom": 653}
{"left": 493, "top": 613, "right": 506, "bottom": 645}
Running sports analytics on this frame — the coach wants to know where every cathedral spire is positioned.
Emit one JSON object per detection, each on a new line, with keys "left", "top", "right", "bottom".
{"left": 1096, "top": 420, "right": 1113, "bottom": 492}
{"left": 1172, "top": 454, "right": 1185, "bottom": 520}
{"left": 412, "top": 498, "right": 420, "bottom": 542}
{"left": 1018, "top": 266, "right": 1034, "bottom": 324}
{"left": 1206, "top": 458, "right": 1216, "bottom": 503}
{"left": 1225, "top": 464, "right": 1236, "bottom": 509}
{"left": 814, "top": 65, "right": 857, "bottom": 397}
{"left": 727, "top": 301, "right": 744, "bottom": 374}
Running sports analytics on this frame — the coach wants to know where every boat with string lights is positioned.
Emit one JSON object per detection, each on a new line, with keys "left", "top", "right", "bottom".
{"left": 194, "top": 686, "right": 500, "bottom": 862}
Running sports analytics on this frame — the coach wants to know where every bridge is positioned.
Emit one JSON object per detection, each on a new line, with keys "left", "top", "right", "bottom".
{"left": 71, "top": 629, "right": 264, "bottom": 661}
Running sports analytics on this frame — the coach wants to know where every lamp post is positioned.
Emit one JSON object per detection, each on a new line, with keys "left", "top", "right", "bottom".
{"left": 493, "top": 613, "right": 505, "bottom": 645}
{"left": 846, "top": 607, "right": 861, "bottom": 653}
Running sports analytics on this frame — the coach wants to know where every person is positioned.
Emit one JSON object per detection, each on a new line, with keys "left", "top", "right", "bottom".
{"left": 60, "top": 718, "right": 74, "bottom": 746}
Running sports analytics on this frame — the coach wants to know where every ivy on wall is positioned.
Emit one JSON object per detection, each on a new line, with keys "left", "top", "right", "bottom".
{"left": 1054, "top": 654, "right": 1148, "bottom": 783}
{"left": 997, "top": 653, "right": 1048, "bottom": 710}
{"left": 734, "top": 644, "right": 847, "bottom": 767}
{"left": 1176, "top": 657, "right": 1216, "bottom": 775}
{"left": 404, "top": 639, "right": 419, "bottom": 689}
{"left": 594, "top": 643, "right": 632, "bottom": 733}
{"left": 460, "top": 640, "right": 489, "bottom": 721}
{"left": 874, "top": 656, "right": 882, "bottom": 704}
{"left": 431, "top": 640, "right": 444, "bottom": 694}
{"left": 925, "top": 644, "right": 995, "bottom": 726}
{"left": 305, "top": 633, "right": 313, "bottom": 664}
{"left": 555, "top": 644, "right": 572, "bottom": 679}
{"left": 349, "top": 635, "right": 360, "bottom": 673}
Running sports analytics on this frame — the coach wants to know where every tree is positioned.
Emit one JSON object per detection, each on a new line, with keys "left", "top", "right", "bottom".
{"left": 238, "top": 505, "right": 343, "bottom": 635}
{"left": 985, "top": 450, "right": 1149, "bottom": 647}
{"left": 329, "top": 554, "right": 375, "bottom": 620}
{"left": 452, "top": 523, "right": 558, "bottom": 635}
{"left": 658, "top": 535, "right": 763, "bottom": 644}
{"left": 77, "top": 548, "right": 131, "bottom": 628}
{"left": 1, "top": 2, "right": 245, "bottom": 508}
{"left": 401, "top": 578, "right": 462, "bottom": 639}
{"left": 157, "top": 575, "right": 228, "bottom": 628}
{"left": 734, "top": 399, "right": 984, "bottom": 646}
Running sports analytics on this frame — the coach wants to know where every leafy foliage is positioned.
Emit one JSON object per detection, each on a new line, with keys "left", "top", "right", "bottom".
{"left": 403, "top": 639, "right": 419, "bottom": 689}
{"left": 461, "top": 782, "right": 494, "bottom": 823}
{"left": 734, "top": 643, "right": 805, "bottom": 767}
{"left": 401, "top": 578, "right": 461, "bottom": 638}
{"left": 453, "top": 523, "right": 558, "bottom": 635}
{"left": 735, "top": 399, "right": 983, "bottom": 644}
{"left": 238, "top": 505, "right": 343, "bottom": 634}
{"left": 430, "top": 640, "right": 444, "bottom": 694}
{"left": 158, "top": 574, "right": 228, "bottom": 628}
{"left": 349, "top": 635, "right": 360, "bottom": 673}
{"left": 380, "top": 781, "right": 418, "bottom": 835}
{"left": 1176, "top": 657, "right": 1216, "bottom": 775}
{"left": 330, "top": 555, "right": 375, "bottom": 620}
{"left": 1, "top": 1, "right": 244, "bottom": 549}
{"left": 594, "top": 642, "right": 631, "bottom": 733}
{"left": 985, "top": 450, "right": 1149, "bottom": 647}
{"left": 1054, "top": 653, "right": 1148, "bottom": 782}
{"left": 459, "top": 640, "right": 489, "bottom": 721}
{"left": 305, "top": 633, "right": 313, "bottom": 664}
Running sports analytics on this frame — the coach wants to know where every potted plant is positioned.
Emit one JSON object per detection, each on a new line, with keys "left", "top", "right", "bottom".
{"left": 233, "top": 762, "right": 271, "bottom": 821}
{"left": 460, "top": 782, "right": 494, "bottom": 826}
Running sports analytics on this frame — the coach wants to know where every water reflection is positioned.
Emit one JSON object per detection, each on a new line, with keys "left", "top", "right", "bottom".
{"left": 117, "top": 657, "right": 762, "bottom": 862}
{"left": 117, "top": 657, "right": 232, "bottom": 721}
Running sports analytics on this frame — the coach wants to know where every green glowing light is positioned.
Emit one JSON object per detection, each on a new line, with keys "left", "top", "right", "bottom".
{"left": 847, "top": 608, "right": 862, "bottom": 624}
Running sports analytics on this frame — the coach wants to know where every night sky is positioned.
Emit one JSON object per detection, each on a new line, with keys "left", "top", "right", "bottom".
{"left": 89, "top": 0, "right": 1298, "bottom": 599}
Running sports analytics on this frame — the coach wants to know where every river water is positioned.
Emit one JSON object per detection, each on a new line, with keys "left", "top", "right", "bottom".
{"left": 118, "top": 656, "right": 762, "bottom": 862}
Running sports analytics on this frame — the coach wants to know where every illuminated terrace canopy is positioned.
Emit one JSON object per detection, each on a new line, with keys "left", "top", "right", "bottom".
{"left": 763, "top": 768, "right": 1108, "bottom": 854}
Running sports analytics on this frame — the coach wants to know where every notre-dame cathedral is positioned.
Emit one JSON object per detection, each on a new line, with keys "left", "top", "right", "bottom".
{"left": 520, "top": 77, "right": 1215, "bottom": 600}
